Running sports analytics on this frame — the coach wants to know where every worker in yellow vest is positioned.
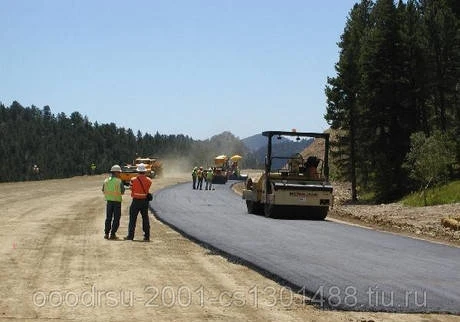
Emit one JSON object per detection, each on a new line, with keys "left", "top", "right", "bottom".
{"left": 192, "top": 166, "right": 198, "bottom": 189}
{"left": 90, "top": 163, "right": 97, "bottom": 175}
{"left": 102, "top": 165, "right": 125, "bottom": 240}
{"left": 197, "top": 166, "right": 204, "bottom": 190}
{"left": 205, "top": 168, "right": 214, "bottom": 190}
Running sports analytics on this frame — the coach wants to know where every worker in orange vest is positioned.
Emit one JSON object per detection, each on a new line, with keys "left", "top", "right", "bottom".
{"left": 124, "top": 163, "right": 152, "bottom": 241}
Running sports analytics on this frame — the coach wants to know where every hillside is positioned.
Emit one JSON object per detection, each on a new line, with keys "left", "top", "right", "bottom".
{"left": 299, "top": 128, "right": 340, "bottom": 158}
{"left": 241, "top": 134, "right": 268, "bottom": 152}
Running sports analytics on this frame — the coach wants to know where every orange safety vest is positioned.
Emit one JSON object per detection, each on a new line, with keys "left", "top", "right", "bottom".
{"left": 130, "top": 175, "right": 152, "bottom": 199}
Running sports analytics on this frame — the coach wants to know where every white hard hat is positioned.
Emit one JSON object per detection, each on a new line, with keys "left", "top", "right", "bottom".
{"left": 137, "top": 163, "right": 147, "bottom": 172}
{"left": 110, "top": 164, "right": 122, "bottom": 172}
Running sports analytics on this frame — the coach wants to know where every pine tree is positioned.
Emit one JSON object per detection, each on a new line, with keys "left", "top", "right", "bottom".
{"left": 325, "top": 0, "right": 373, "bottom": 201}
{"left": 358, "top": 0, "right": 418, "bottom": 201}
{"left": 421, "top": 0, "right": 460, "bottom": 133}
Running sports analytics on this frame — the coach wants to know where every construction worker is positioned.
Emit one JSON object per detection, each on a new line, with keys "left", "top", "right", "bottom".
{"left": 304, "top": 156, "right": 320, "bottom": 179}
{"left": 90, "top": 163, "right": 96, "bottom": 175}
{"left": 205, "top": 168, "right": 213, "bottom": 190}
{"left": 197, "top": 166, "right": 204, "bottom": 190}
{"left": 102, "top": 165, "right": 125, "bottom": 240}
{"left": 192, "top": 166, "right": 198, "bottom": 189}
{"left": 32, "top": 164, "right": 40, "bottom": 180}
{"left": 125, "top": 163, "right": 152, "bottom": 241}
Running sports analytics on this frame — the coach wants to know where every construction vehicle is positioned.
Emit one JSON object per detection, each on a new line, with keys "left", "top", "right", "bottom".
{"left": 134, "top": 157, "right": 163, "bottom": 178}
{"left": 242, "top": 130, "right": 333, "bottom": 219}
{"left": 119, "top": 165, "right": 138, "bottom": 186}
{"left": 212, "top": 155, "right": 229, "bottom": 184}
{"left": 228, "top": 154, "right": 248, "bottom": 180}
{"left": 119, "top": 157, "right": 163, "bottom": 186}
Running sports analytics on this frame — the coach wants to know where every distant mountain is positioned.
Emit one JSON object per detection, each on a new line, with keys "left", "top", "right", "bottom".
{"left": 241, "top": 134, "right": 267, "bottom": 152}
{"left": 194, "top": 131, "right": 248, "bottom": 163}
{"left": 242, "top": 133, "right": 313, "bottom": 168}
{"left": 242, "top": 133, "right": 290, "bottom": 152}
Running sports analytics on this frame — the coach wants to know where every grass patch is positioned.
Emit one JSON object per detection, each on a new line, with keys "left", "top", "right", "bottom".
{"left": 356, "top": 190, "right": 376, "bottom": 204}
{"left": 401, "top": 180, "right": 460, "bottom": 206}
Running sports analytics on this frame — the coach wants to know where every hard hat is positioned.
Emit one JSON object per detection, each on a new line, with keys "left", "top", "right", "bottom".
{"left": 137, "top": 163, "right": 147, "bottom": 172}
{"left": 194, "top": 167, "right": 198, "bottom": 170}
{"left": 110, "top": 164, "right": 122, "bottom": 172}
{"left": 199, "top": 166, "right": 203, "bottom": 169}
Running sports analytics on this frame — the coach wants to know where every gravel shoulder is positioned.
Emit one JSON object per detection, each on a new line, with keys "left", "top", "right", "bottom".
{"left": 0, "top": 173, "right": 458, "bottom": 321}
{"left": 329, "top": 182, "right": 460, "bottom": 247}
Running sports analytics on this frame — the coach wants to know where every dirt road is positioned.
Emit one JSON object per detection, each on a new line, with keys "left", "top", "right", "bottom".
{"left": 0, "top": 174, "right": 458, "bottom": 321}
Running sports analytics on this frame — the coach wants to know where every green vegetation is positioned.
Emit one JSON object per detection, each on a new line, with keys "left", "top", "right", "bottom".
{"left": 325, "top": 0, "right": 460, "bottom": 203}
{"left": 402, "top": 180, "right": 460, "bottom": 206}
{"left": 0, "top": 102, "right": 247, "bottom": 182}
{"left": 403, "top": 131, "right": 456, "bottom": 205}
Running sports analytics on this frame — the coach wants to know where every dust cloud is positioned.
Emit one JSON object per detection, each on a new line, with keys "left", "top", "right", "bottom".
{"left": 159, "top": 155, "right": 193, "bottom": 178}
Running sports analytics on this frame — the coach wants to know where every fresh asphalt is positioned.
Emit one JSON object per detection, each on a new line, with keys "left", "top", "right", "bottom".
{"left": 151, "top": 181, "right": 460, "bottom": 313}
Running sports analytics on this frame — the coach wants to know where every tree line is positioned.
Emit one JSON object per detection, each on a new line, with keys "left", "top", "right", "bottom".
{"left": 325, "top": 0, "right": 459, "bottom": 202}
{"left": 0, "top": 102, "right": 248, "bottom": 182}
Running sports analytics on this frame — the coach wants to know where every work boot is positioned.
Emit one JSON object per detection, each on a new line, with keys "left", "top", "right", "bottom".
{"left": 109, "top": 234, "right": 118, "bottom": 240}
{"left": 124, "top": 236, "right": 133, "bottom": 241}
{"left": 104, "top": 234, "right": 109, "bottom": 239}
{"left": 143, "top": 237, "right": 150, "bottom": 242}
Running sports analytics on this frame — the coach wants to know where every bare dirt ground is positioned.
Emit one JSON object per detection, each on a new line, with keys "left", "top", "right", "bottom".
{"left": 329, "top": 182, "right": 460, "bottom": 247}
{"left": 0, "top": 173, "right": 458, "bottom": 321}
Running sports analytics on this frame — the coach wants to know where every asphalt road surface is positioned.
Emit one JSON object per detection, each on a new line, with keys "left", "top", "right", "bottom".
{"left": 151, "top": 181, "right": 460, "bottom": 313}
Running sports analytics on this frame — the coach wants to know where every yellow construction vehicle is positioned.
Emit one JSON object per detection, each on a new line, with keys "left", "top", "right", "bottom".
{"left": 242, "top": 130, "right": 333, "bottom": 220}
{"left": 228, "top": 154, "right": 248, "bottom": 180}
{"left": 119, "top": 157, "right": 163, "bottom": 185}
{"left": 134, "top": 157, "right": 163, "bottom": 178}
{"left": 212, "top": 155, "right": 229, "bottom": 184}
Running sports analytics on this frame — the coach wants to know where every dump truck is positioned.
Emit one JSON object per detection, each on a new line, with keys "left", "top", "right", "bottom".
{"left": 119, "top": 157, "right": 163, "bottom": 186}
{"left": 134, "top": 157, "right": 163, "bottom": 178}
{"left": 242, "top": 130, "right": 333, "bottom": 219}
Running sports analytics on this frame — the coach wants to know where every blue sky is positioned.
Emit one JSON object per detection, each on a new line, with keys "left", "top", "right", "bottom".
{"left": 1, "top": 0, "right": 357, "bottom": 140}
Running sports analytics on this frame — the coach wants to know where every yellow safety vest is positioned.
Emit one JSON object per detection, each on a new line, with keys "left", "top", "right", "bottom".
{"left": 103, "top": 177, "right": 123, "bottom": 202}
